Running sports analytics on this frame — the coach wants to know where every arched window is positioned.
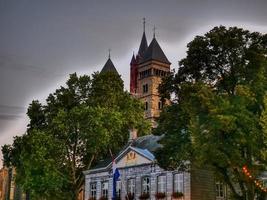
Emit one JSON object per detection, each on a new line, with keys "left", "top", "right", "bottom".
{"left": 142, "top": 176, "right": 150, "bottom": 194}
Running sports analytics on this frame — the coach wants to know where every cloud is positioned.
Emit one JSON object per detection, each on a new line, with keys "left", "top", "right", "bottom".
{"left": 0, "top": 55, "right": 65, "bottom": 77}
{"left": 0, "top": 114, "right": 22, "bottom": 121}
{"left": 0, "top": 104, "right": 25, "bottom": 113}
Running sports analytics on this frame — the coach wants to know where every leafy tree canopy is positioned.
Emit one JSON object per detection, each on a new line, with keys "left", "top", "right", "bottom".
{"left": 2, "top": 71, "right": 150, "bottom": 200}
{"left": 155, "top": 26, "right": 267, "bottom": 200}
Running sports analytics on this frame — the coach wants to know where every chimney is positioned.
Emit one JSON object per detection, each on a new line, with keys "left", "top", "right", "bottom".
{"left": 129, "top": 128, "right": 137, "bottom": 142}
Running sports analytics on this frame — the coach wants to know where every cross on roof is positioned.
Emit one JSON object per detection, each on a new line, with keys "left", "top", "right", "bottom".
{"left": 143, "top": 17, "right": 146, "bottom": 32}
{"left": 108, "top": 48, "right": 111, "bottom": 59}
{"left": 153, "top": 25, "right": 157, "bottom": 38}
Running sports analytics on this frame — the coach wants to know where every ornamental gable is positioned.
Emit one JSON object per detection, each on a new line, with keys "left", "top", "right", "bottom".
{"left": 115, "top": 147, "right": 154, "bottom": 168}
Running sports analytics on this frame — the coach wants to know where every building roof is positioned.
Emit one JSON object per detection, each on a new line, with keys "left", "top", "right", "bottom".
{"left": 138, "top": 32, "right": 148, "bottom": 58}
{"left": 88, "top": 134, "right": 163, "bottom": 171}
{"left": 132, "top": 134, "right": 163, "bottom": 153}
{"left": 100, "top": 58, "right": 119, "bottom": 75}
{"left": 141, "top": 38, "right": 171, "bottom": 64}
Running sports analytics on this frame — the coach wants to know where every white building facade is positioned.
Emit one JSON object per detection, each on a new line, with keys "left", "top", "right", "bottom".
{"left": 83, "top": 135, "right": 217, "bottom": 200}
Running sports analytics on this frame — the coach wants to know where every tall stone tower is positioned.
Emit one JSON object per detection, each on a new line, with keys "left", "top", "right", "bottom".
{"left": 130, "top": 21, "right": 171, "bottom": 123}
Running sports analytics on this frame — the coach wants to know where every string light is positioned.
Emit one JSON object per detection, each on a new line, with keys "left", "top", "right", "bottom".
{"left": 242, "top": 165, "right": 266, "bottom": 193}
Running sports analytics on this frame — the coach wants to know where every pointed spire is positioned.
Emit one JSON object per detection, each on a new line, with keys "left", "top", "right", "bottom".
{"left": 138, "top": 18, "right": 148, "bottom": 58}
{"left": 130, "top": 52, "right": 136, "bottom": 65}
{"left": 141, "top": 38, "right": 171, "bottom": 64}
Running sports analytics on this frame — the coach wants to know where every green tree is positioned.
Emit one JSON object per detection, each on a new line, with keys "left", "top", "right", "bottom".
{"left": 3, "top": 72, "right": 150, "bottom": 200}
{"left": 155, "top": 26, "right": 267, "bottom": 200}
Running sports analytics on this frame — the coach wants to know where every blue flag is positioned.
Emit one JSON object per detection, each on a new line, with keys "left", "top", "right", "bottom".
{"left": 112, "top": 161, "right": 120, "bottom": 200}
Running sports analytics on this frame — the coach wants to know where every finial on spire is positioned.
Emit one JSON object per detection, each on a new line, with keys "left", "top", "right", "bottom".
{"left": 143, "top": 17, "right": 146, "bottom": 33}
{"left": 108, "top": 49, "right": 111, "bottom": 59}
{"left": 153, "top": 25, "right": 156, "bottom": 38}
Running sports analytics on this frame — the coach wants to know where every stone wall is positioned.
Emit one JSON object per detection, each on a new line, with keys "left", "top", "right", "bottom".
{"left": 190, "top": 168, "right": 215, "bottom": 200}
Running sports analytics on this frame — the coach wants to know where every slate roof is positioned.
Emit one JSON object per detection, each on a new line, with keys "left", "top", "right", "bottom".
{"left": 89, "top": 134, "right": 163, "bottom": 171}
{"left": 141, "top": 38, "right": 171, "bottom": 64}
{"left": 100, "top": 58, "right": 119, "bottom": 75}
{"left": 138, "top": 32, "right": 148, "bottom": 58}
{"left": 132, "top": 134, "right": 163, "bottom": 153}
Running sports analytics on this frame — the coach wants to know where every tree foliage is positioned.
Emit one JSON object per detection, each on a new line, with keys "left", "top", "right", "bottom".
{"left": 155, "top": 26, "right": 267, "bottom": 200}
{"left": 2, "top": 71, "right": 150, "bottom": 200}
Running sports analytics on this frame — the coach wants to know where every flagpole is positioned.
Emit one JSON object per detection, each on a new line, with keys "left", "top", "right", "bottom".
{"left": 110, "top": 149, "right": 130, "bottom": 200}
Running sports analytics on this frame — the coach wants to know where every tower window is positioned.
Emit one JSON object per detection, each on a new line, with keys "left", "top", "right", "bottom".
{"left": 158, "top": 101, "right": 163, "bottom": 110}
{"left": 145, "top": 102, "right": 148, "bottom": 111}
{"left": 143, "top": 84, "right": 148, "bottom": 93}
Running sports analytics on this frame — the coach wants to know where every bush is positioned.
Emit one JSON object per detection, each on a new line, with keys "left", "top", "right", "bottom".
{"left": 98, "top": 196, "right": 108, "bottom": 200}
{"left": 139, "top": 192, "right": 150, "bottom": 200}
{"left": 125, "top": 193, "right": 135, "bottom": 200}
{"left": 155, "top": 192, "right": 166, "bottom": 199}
{"left": 172, "top": 192, "right": 184, "bottom": 199}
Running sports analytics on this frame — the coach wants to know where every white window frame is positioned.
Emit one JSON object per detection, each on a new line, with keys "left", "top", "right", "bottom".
{"left": 173, "top": 173, "right": 184, "bottom": 193}
{"left": 157, "top": 175, "right": 167, "bottom": 193}
{"left": 215, "top": 181, "right": 225, "bottom": 198}
{"left": 90, "top": 182, "right": 97, "bottom": 199}
{"left": 127, "top": 178, "right": 135, "bottom": 195}
{"left": 101, "top": 181, "right": 109, "bottom": 198}
{"left": 116, "top": 180, "right": 122, "bottom": 198}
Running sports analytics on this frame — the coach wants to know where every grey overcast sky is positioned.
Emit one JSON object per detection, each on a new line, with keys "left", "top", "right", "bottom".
{"left": 0, "top": 0, "right": 267, "bottom": 165}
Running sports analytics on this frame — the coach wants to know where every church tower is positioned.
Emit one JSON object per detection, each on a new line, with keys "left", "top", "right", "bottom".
{"left": 131, "top": 20, "right": 171, "bottom": 123}
{"left": 130, "top": 19, "right": 148, "bottom": 94}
